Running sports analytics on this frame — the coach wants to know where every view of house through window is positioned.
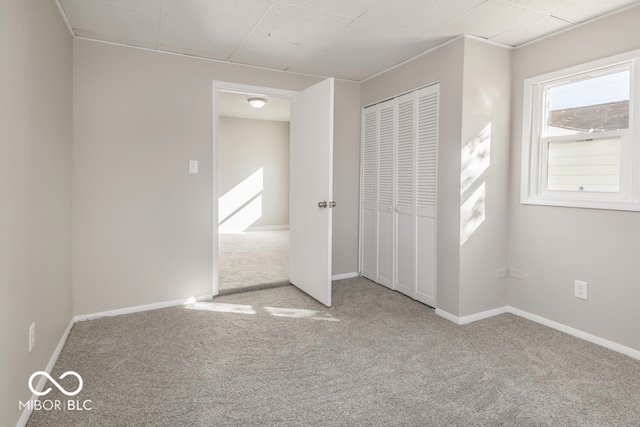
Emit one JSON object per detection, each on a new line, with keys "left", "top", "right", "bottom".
{"left": 543, "top": 67, "right": 630, "bottom": 193}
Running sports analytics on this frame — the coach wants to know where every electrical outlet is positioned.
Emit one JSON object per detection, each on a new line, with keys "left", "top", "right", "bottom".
{"left": 575, "top": 281, "right": 588, "bottom": 300}
{"left": 29, "top": 322, "right": 35, "bottom": 352}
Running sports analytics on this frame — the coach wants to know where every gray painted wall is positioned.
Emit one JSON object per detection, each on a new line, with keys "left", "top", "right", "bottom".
{"left": 459, "top": 39, "right": 511, "bottom": 316}
{"left": 332, "top": 80, "right": 362, "bottom": 277}
{"left": 218, "top": 117, "right": 290, "bottom": 230}
{"left": 72, "top": 39, "right": 362, "bottom": 316}
{"left": 0, "top": 2, "right": 73, "bottom": 425}
{"left": 509, "top": 5, "right": 640, "bottom": 351}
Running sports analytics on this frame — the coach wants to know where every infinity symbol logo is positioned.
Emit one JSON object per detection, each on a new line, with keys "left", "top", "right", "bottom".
{"left": 28, "top": 371, "right": 83, "bottom": 397}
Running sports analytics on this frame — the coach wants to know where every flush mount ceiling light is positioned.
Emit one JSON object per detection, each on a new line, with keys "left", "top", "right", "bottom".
{"left": 247, "top": 97, "right": 268, "bottom": 109}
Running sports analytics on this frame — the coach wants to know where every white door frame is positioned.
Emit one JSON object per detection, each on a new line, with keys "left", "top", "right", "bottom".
{"left": 211, "top": 81, "right": 297, "bottom": 296}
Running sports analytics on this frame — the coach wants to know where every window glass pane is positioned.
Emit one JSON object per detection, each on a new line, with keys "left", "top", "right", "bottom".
{"left": 546, "top": 70, "right": 630, "bottom": 136}
{"left": 547, "top": 137, "right": 621, "bottom": 193}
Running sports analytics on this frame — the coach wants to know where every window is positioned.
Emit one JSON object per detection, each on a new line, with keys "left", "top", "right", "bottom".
{"left": 521, "top": 50, "right": 640, "bottom": 211}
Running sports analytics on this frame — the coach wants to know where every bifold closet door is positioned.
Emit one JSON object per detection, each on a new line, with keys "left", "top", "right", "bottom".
{"left": 360, "top": 83, "right": 439, "bottom": 307}
{"left": 395, "top": 92, "right": 415, "bottom": 297}
{"left": 376, "top": 99, "right": 396, "bottom": 289}
{"left": 361, "top": 105, "right": 378, "bottom": 281}
{"left": 415, "top": 85, "right": 439, "bottom": 307}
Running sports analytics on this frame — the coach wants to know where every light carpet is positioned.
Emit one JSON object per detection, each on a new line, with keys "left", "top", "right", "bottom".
{"left": 218, "top": 230, "right": 289, "bottom": 293}
{"left": 26, "top": 277, "right": 640, "bottom": 426}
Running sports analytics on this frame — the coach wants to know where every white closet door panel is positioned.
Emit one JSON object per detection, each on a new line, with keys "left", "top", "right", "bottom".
{"left": 361, "top": 106, "right": 378, "bottom": 281}
{"left": 377, "top": 101, "right": 395, "bottom": 209}
{"left": 396, "top": 94, "right": 415, "bottom": 209}
{"left": 377, "top": 210, "right": 394, "bottom": 288}
{"left": 417, "top": 86, "right": 439, "bottom": 213}
{"left": 395, "top": 212, "right": 413, "bottom": 296}
{"left": 395, "top": 92, "right": 415, "bottom": 297}
{"left": 414, "top": 84, "right": 439, "bottom": 306}
{"left": 377, "top": 99, "right": 395, "bottom": 289}
{"left": 361, "top": 208, "right": 377, "bottom": 280}
{"left": 362, "top": 107, "right": 378, "bottom": 205}
{"left": 416, "top": 216, "right": 436, "bottom": 307}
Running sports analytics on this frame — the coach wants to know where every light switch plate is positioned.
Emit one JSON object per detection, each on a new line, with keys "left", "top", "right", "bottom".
{"left": 189, "top": 160, "right": 198, "bottom": 174}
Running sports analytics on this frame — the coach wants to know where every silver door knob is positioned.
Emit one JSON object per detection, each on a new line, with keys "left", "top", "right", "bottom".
{"left": 330, "top": 201, "right": 336, "bottom": 208}
{"left": 318, "top": 201, "right": 327, "bottom": 208}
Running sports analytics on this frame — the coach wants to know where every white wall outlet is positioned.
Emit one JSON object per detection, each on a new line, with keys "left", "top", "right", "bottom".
{"left": 575, "top": 280, "right": 588, "bottom": 300}
{"left": 189, "top": 160, "right": 198, "bottom": 174}
{"left": 29, "top": 322, "right": 35, "bottom": 352}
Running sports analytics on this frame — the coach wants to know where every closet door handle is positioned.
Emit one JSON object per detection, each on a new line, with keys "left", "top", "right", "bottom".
{"left": 330, "top": 201, "right": 336, "bottom": 208}
{"left": 318, "top": 201, "right": 328, "bottom": 208}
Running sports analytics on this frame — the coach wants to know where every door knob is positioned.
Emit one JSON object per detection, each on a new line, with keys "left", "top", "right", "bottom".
{"left": 330, "top": 201, "right": 336, "bottom": 208}
{"left": 318, "top": 201, "right": 327, "bottom": 208}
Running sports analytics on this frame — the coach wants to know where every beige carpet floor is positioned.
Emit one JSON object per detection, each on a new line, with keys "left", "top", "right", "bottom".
{"left": 26, "top": 277, "right": 640, "bottom": 426}
{"left": 218, "top": 230, "right": 289, "bottom": 293}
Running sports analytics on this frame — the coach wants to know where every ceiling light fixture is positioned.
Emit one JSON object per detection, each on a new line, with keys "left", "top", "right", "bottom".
{"left": 247, "top": 97, "right": 268, "bottom": 109}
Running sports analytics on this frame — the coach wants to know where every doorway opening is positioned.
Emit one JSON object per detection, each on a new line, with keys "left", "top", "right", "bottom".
{"left": 212, "top": 79, "right": 335, "bottom": 306}
{"left": 216, "top": 89, "right": 292, "bottom": 295}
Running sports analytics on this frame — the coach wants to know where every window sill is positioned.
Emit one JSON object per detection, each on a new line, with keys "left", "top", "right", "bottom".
{"left": 520, "top": 195, "right": 640, "bottom": 212}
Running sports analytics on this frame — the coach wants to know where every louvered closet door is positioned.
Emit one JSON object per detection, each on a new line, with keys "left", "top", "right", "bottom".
{"left": 361, "top": 105, "right": 378, "bottom": 281}
{"left": 376, "top": 99, "right": 396, "bottom": 288}
{"left": 395, "top": 92, "right": 416, "bottom": 297}
{"left": 415, "top": 85, "right": 439, "bottom": 307}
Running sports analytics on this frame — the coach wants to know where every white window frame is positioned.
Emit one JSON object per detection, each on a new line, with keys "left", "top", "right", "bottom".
{"left": 521, "top": 49, "right": 640, "bottom": 211}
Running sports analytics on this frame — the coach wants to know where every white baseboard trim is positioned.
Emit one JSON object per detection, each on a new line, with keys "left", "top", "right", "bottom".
{"left": 461, "top": 306, "right": 509, "bottom": 324}
{"left": 435, "top": 306, "right": 508, "bottom": 325}
{"left": 507, "top": 307, "right": 640, "bottom": 361}
{"left": 73, "top": 294, "right": 214, "bottom": 322}
{"left": 436, "top": 305, "right": 640, "bottom": 361}
{"left": 16, "top": 318, "right": 75, "bottom": 427}
{"left": 434, "top": 308, "right": 460, "bottom": 324}
{"left": 245, "top": 225, "right": 289, "bottom": 232}
{"left": 332, "top": 272, "right": 359, "bottom": 281}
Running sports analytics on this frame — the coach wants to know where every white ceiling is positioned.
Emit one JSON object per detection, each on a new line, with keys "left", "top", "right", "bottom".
{"left": 58, "top": 0, "right": 640, "bottom": 81}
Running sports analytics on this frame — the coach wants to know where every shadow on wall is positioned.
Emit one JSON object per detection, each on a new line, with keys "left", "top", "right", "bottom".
{"left": 219, "top": 167, "right": 263, "bottom": 234}
{"left": 460, "top": 123, "right": 491, "bottom": 246}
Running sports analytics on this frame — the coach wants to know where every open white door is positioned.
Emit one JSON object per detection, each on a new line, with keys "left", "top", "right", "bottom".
{"left": 289, "top": 78, "right": 334, "bottom": 307}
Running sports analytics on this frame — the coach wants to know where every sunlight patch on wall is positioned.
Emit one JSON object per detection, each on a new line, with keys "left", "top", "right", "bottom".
{"left": 460, "top": 123, "right": 491, "bottom": 246}
{"left": 460, "top": 182, "right": 486, "bottom": 246}
{"left": 461, "top": 123, "right": 491, "bottom": 194}
{"left": 219, "top": 167, "right": 263, "bottom": 233}
{"left": 219, "top": 195, "right": 263, "bottom": 234}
